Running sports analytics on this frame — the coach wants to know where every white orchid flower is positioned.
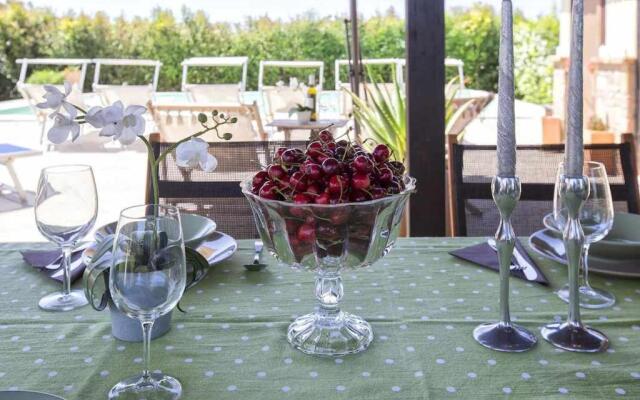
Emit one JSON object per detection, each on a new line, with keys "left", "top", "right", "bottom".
{"left": 91, "top": 101, "right": 124, "bottom": 137}
{"left": 175, "top": 137, "right": 218, "bottom": 172}
{"left": 36, "top": 81, "right": 74, "bottom": 114}
{"left": 47, "top": 107, "right": 80, "bottom": 144}
{"left": 113, "top": 105, "right": 146, "bottom": 145}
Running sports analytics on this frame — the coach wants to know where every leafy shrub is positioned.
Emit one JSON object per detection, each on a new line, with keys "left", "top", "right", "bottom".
{"left": 0, "top": 2, "right": 558, "bottom": 104}
{"left": 25, "top": 68, "right": 65, "bottom": 84}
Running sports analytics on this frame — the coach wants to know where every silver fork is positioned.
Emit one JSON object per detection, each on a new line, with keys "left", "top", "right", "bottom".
{"left": 487, "top": 239, "right": 524, "bottom": 272}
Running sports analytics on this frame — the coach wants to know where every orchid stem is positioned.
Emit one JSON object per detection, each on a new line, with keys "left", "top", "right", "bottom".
{"left": 139, "top": 136, "right": 159, "bottom": 205}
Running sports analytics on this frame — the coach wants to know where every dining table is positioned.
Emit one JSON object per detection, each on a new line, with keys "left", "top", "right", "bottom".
{"left": 0, "top": 238, "right": 638, "bottom": 399}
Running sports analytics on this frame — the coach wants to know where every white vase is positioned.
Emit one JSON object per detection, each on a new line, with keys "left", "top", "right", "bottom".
{"left": 297, "top": 111, "right": 311, "bottom": 122}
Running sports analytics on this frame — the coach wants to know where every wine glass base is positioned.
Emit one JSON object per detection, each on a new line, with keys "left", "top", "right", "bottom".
{"left": 557, "top": 284, "right": 616, "bottom": 309}
{"left": 38, "top": 290, "right": 88, "bottom": 311}
{"left": 108, "top": 372, "right": 182, "bottom": 399}
{"left": 473, "top": 322, "right": 537, "bottom": 352}
{"left": 287, "top": 311, "right": 373, "bottom": 356}
{"left": 541, "top": 322, "right": 609, "bottom": 353}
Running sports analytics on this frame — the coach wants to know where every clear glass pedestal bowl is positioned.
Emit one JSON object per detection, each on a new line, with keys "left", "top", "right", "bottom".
{"left": 242, "top": 176, "right": 415, "bottom": 356}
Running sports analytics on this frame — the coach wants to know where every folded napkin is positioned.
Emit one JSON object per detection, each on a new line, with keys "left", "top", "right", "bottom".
{"left": 21, "top": 248, "right": 87, "bottom": 284}
{"left": 450, "top": 239, "right": 548, "bottom": 285}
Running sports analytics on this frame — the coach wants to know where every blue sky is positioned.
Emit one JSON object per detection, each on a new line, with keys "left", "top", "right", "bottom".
{"left": 25, "top": 0, "right": 560, "bottom": 20}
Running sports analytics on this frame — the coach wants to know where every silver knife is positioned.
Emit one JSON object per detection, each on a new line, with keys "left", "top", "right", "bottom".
{"left": 487, "top": 239, "right": 538, "bottom": 281}
{"left": 512, "top": 246, "right": 538, "bottom": 281}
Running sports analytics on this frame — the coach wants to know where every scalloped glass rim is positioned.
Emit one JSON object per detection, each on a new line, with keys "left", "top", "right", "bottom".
{"left": 240, "top": 174, "right": 416, "bottom": 207}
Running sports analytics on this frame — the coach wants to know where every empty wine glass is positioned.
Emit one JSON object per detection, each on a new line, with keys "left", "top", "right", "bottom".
{"left": 35, "top": 164, "right": 97, "bottom": 311}
{"left": 108, "top": 204, "right": 186, "bottom": 400}
{"left": 553, "top": 161, "right": 615, "bottom": 308}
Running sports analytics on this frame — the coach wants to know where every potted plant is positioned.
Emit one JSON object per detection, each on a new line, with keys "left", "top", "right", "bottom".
{"left": 289, "top": 103, "right": 313, "bottom": 122}
{"left": 37, "top": 82, "right": 235, "bottom": 341}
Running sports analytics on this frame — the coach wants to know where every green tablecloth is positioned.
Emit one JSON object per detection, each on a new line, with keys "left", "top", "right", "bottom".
{"left": 0, "top": 239, "right": 639, "bottom": 399}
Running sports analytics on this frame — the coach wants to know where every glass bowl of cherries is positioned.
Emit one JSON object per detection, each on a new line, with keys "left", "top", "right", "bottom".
{"left": 241, "top": 131, "right": 415, "bottom": 356}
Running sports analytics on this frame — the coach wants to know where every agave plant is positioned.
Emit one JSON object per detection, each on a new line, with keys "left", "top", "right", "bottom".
{"left": 348, "top": 75, "right": 474, "bottom": 161}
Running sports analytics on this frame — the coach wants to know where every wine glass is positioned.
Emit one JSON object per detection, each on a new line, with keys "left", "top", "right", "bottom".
{"left": 553, "top": 161, "right": 615, "bottom": 308}
{"left": 542, "top": 165, "right": 609, "bottom": 353}
{"left": 108, "top": 204, "right": 186, "bottom": 399}
{"left": 35, "top": 164, "right": 97, "bottom": 311}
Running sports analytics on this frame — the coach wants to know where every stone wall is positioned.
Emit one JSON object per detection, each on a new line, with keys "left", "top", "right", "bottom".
{"left": 592, "top": 58, "right": 636, "bottom": 134}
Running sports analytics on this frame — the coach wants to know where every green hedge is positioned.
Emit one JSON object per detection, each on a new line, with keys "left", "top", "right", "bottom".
{"left": 0, "top": 2, "right": 557, "bottom": 103}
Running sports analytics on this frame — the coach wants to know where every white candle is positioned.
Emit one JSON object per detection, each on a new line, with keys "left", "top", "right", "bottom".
{"left": 497, "top": 0, "right": 516, "bottom": 177}
{"left": 565, "top": 0, "right": 584, "bottom": 177}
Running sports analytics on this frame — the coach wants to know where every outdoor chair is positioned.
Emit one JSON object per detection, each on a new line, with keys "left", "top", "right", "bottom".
{"left": 184, "top": 84, "right": 243, "bottom": 104}
{"left": 180, "top": 57, "right": 249, "bottom": 104}
{"left": 91, "top": 59, "right": 162, "bottom": 107}
{"left": 449, "top": 133, "right": 640, "bottom": 237}
{"left": 0, "top": 143, "right": 40, "bottom": 204}
{"left": 15, "top": 58, "right": 91, "bottom": 145}
{"left": 147, "top": 133, "right": 308, "bottom": 239}
{"left": 148, "top": 102, "right": 267, "bottom": 142}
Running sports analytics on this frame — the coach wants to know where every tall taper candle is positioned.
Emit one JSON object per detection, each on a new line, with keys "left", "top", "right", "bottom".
{"left": 565, "top": 0, "right": 584, "bottom": 177}
{"left": 497, "top": 0, "right": 516, "bottom": 177}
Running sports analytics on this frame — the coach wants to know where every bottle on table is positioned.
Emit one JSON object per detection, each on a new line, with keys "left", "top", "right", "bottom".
{"left": 306, "top": 74, "right": 318, "bottom": 122}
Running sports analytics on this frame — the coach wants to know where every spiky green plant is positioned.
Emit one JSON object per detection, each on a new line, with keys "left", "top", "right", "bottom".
{"left": 348, "top": 75, "right": 474, "bottom": 161}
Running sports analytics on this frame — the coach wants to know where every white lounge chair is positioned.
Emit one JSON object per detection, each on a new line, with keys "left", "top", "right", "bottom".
{"left": 181, "top": 57, "right": 248, "bottom": 104}
{"left": 258, "top": 60, "right": 324, "bottom": 121}
{"left": 15, "top": 58, "right": 91, "bottom": 144}
{"left": 0, "top": 143, "right": 39, "bottom": 204}
{"left": 92, "top": 58, "right": 162, "bottom": 107}
{"left": 148, "top": 101, "right": 266, "bottom": 142}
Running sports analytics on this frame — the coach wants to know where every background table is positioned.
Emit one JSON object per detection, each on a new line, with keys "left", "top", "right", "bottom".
{"left": 0, "top": 239, "right": 639, "bottom": 399}
{"left": 266, "top": 119, "right": 349, "bottom": 141}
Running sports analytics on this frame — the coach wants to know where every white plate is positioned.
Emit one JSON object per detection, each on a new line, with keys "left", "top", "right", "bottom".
{"left": 195, "top": 231, "right": 238, "bottom": 266}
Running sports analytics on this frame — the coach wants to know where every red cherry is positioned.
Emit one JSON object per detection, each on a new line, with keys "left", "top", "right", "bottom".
{"left": 304, "top": 163, "right": 323, "bottom": 180}
{"left": 289, "top": 171, "right": 308, "bottom": 192}
{"left": 282, "top": 149, "right": 302, "bottom": 165}
{"left": 349, "top": 189, "right": 370, "bottom": 202}
{"left": 314, "top": 192, "right": 331, "bottom": 204}
{"left": 388, "top": 160, "right": 406, "bottom": 176}
{"left": 252, "top": 171, "right": 269, "bottom": 188}
{"left": 371, "top": 187, "right": 386, "bottom": 199}
{"left": 267, "top": 164, "right": 286, "bottom": 181}
{"left": 306, "top": 141, "right": 326, "bottom": 160}
{"left": 351, "top": 173, "right": 370, "bottom": 190}
{"left": 306, "top": 183, "right": 322, "bottom": 196}
{"left": 293, "top": 193, "right": 311, "bottom": 204}
{"left": 286, "top": 219, "right": 299, "bottom": 233}
{"left": 274, "top": 147, "right": 287, "bottom": 161}
{"left": 322, "top": 158, "right": 340, "bottom": 176}
{"left": 377, "top": 167, "right": 394, "bottom": 185}
{"left": 353, "top": 155, "right": 373, "bottom": 173}
{"left": 318, "top": 130, "right": 333, "bottom": 143}
{"left": 372, "top": 144, "right": 391, "bottom": 163}
{"left": 328, "top": 175, "right": 346, "bottom": 195}
{"left": 259, "top": 182, "right": 279, "bottom": 200}
{"left": 297, "top": 223, "right": 316, "bottom": 243}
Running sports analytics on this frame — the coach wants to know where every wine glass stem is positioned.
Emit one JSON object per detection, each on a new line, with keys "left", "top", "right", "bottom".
{"left": 581, "top": 243, "right": 591, "bottom": 288}
{"left": 315, "top": 271, "right": 343, "bottom": 318}
{"left": 141, "top": 320, "right": 154, "bottom": 380}
{"left": 61, "top": 245, "right": 72, "bottom": 296}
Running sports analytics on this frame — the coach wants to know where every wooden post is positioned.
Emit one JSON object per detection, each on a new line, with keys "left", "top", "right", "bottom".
{"left": 406, "top": 0, "right": 446, "bottom": 236}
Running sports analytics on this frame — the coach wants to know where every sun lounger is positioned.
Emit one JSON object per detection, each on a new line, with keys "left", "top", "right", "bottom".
{"left": 0, "top": 143, "right": 39, "bottom": 203}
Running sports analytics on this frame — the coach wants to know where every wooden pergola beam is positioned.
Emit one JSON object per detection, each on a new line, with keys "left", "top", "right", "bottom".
{"left": 406, "top": 0, "right": 446, "bottom": 236}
